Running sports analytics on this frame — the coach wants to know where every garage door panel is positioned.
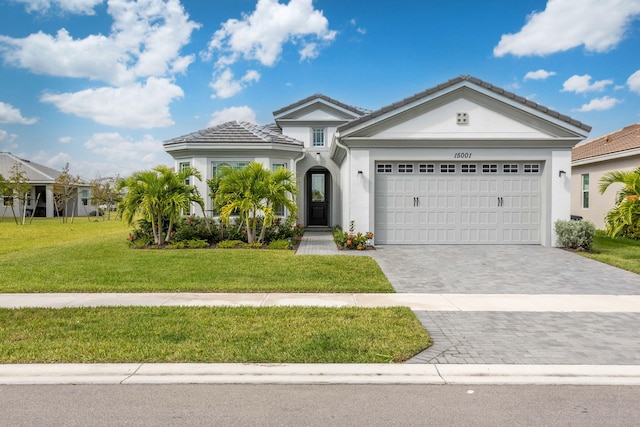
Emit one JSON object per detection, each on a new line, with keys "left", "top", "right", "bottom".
{"left": 375, "top": 161, "right": 541, "bottom": 244}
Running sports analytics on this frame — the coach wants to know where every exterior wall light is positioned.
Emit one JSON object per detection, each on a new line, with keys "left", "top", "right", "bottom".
{"left": 558, "top": 170, "right": 566, "bottom": 177}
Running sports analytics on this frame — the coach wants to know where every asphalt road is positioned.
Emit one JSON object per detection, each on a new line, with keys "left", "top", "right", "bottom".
{"left": 2, "top": 384, "right": 639, "bottom": 426}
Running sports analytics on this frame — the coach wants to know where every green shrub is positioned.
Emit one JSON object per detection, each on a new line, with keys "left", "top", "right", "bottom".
{"left": 173, "top": 216, "right": 219, "bottom": 244}
{"left": 246, "top": 242, "right": 264, "bottom": 249}
{"left": 333, "top": 221, "right": 374, "bottom": 250}
{"left": 555, "top": 219, "right": 596, "bottom": 251}
{"left": 168, "top": 239, "right": 210, "bottom": 249}
{"left": 268, "top": 239, "right": 291, "bottom": 250}
{"left": 216, "top": 240, "right": 246, "bottom": 249}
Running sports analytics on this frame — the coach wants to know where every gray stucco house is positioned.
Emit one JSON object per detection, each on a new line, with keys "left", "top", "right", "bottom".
{"left": 0, "top": 152, "right": 95, "bottom": 218}
{"left": 164, "top": 75, "right": 591, "bottom": 247}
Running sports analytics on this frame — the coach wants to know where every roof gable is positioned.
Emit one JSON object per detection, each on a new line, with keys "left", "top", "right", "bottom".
{"left": 0, "top": 152, "right": 62, "bottom": 182}
{"left": 273, "top": 94, "right": 367, "bottom": 122}
{"left": 572, "top": 124, "right": 640, "bottom": 162}
{"left": 338, "top": 75, "right": 591, "bottom": 139}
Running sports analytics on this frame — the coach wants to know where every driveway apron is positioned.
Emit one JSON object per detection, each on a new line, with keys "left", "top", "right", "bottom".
{"left": 371, "top": 245, "right": 640, "bottom": 365}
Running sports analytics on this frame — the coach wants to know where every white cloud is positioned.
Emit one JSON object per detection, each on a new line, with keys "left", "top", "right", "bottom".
{"left": 207, "top": 0, "right": 335, "bottom": 67}
{"left": 0, "top": 0, "right": 200, "bottom": 86}
{"left": 210, "top": 68, "right": 261, "bottom": 99}
{"left": 628, "top": 69, "right": 640, "bottom": 94}
{"left": 576, "top": 96, "right": 622, "bottom": 112}
{"left": 0, "top": 129, "right": 18, "bottom": 148}
{"left": 562, "top": 74, "right": 613, "bottom": 93}
{"left": 41, "top": 77, "right": 184, "bottom": 128}
{"left": 204, "top": 0, "right": 335, "bottom": 97}
{"left": 84, "top": 132, "right": 167, "bottom": 176}
{"left": 0, "top": 101, "right": 38, "bottom": 124}
{"left": 350, "top": 18, "right": 366, "bottom": 35}
{"left": 208, "top": 106, "right": 257, "bottom": 126}
{"left": 494, "top": 0, "right": 640, "bottom": 57}
{"left": 59, "top": 136, "right": 72, "bottom": 144}
{"left": 12, "top": 0, "right": 103, "bottom": 15}
{"left": 524, "top": 69, "right": 556, "bottom": 80}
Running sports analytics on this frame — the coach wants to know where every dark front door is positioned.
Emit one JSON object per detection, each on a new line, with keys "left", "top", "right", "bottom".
{"left": 308, "top": 171, "right": 329, "bottom": 226}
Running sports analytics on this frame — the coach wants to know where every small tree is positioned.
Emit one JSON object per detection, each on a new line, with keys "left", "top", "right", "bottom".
{"left": 599, "top": 167, "right": 640, "bottom": 239}
{"left": 52, "top": 163, "right": 81, "bottom": 223}
{"left": 89, "top": 176, "right": 120, "bottom": 220}
{"left": 5, "top": 162, "right": 31, "bottom": 225}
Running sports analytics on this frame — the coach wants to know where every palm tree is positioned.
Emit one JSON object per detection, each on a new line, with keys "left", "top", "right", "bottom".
{"left": 117, "top": 165, "right": 205, "bottom": 246}
{"left": 258, "top": 166, "right": 298, "bottom": 243}
{"left": 214, "top": 162, "right": 297, "bottom": 244}
{"left": 599, "top": 166, "right": 640, "bottom": 238}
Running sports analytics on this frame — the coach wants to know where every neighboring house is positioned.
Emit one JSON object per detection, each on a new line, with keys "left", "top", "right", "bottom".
{"left": 571, "top": 124, "right": 640, "bottom": 229}
{"left": 0, "top": 152, "right": 95, "bottom": 218}
{"left": 164, "top": 75, "right": 590, "bottom": 247}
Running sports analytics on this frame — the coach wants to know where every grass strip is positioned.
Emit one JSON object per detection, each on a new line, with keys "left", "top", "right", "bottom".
{"left": 0, "top": 220, "right": 393, "bottom": 293}
{"left": 579, "top": 231, "right": 640, "bottom": 274}
{"left": 0, "top": 306, "right": 430, "bottom": 363}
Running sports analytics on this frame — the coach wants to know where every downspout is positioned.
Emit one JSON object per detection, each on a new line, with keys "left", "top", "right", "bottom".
{"left": 332, "top": 132, "right": 350, "bottom": 227}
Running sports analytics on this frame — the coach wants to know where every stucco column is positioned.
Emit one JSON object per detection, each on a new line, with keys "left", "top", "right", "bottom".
{"left": 550, "top": 150, "right": 572, "bottom": 246}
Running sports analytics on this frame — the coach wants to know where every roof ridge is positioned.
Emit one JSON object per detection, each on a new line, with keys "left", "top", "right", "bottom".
{"left": 273, "top": 93, "right": 368, "bottom": 117}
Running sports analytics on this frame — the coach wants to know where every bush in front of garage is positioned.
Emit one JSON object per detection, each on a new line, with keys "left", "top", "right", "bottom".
{"left": 554, "top": 219, "right": 596, "bottom": 251}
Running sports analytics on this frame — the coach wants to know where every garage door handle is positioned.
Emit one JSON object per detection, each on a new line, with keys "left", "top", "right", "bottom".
{"left": 497, "top": 197, "right": 504, "bottom": 207}
{"left": 416, "top": 197, "right": 419, "bottom": 207}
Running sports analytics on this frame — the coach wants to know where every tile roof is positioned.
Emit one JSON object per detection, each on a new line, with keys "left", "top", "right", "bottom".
{"left": 0, "top": 152, "right": 63, "bottom": 182}
{"left": 272, "top": 93, "right": 369, "bottom": 117}
{"left": 572, "top": 123, "right": 640, "bottom": 161}
{"left": 338, "top": 75, "right": 592, "bottom": 133}
{"left": 163, "top": 121, "right": 303, "bottom": 146}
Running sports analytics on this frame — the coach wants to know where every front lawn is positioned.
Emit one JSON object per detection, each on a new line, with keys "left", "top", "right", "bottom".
{"left": 0, "top": 219, "right": 393, "bottom": 293}
{"left": 0, "top": 306, "right": 430, "bottom": 363}
{"left": 579, "top": 231, "right": 640, "bottom": 274}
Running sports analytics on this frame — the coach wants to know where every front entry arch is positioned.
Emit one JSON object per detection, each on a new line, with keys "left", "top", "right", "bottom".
{"left": 306, "top": 169, "right": 330, "bottom": 226}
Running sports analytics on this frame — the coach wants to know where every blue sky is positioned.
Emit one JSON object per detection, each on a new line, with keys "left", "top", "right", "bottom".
{"left": 0, "top": 0, "right": 639, "bottom": 178}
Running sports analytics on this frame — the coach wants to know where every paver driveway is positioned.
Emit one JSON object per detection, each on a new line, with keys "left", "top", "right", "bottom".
{"left": 370, "top": 245, "right": 640, "bottom": 364}
{"left": 372, "top": 245, "right": 640, "bottom": 294}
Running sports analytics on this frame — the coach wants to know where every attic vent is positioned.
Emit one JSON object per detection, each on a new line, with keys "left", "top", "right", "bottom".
{"left": 456, "top": 112, "right": 468, "bottom": 125}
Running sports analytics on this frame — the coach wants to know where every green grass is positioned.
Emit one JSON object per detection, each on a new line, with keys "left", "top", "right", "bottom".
{"left": 0, "top": 306, "right": 430, "bottom": 363}
{"left": 0, "top": 219, "right": 392, "bottom": 293}
{"left": 579, "top": 231, "right": 640, "bottom": 274}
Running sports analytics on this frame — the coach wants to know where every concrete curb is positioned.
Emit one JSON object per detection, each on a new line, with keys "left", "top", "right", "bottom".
{"left": 2, "top": 364, "right": 640, "bottom": 385}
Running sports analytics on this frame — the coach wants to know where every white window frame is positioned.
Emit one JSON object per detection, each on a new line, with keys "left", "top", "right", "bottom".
{"left": 312, "top": 128, "right": 325, "bottom": 147}
{"left": 582, "top": 174, "right": 589, "bottom": 209}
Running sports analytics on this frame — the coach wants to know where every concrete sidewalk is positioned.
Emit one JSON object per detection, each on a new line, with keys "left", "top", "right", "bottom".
{"left": 2, "top": 292, "right": 640, "bottom": 312}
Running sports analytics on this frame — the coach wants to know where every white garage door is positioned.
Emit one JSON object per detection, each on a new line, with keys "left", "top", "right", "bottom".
{"left": 375, "top": 162, "right": 542, "bottom": 244}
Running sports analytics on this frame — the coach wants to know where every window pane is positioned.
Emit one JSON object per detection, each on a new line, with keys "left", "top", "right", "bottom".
{"left": 311, "top": 174, "right": 325, "bottom": 202}
{"left": 312, "top": 128, "right": 325, "bottom": 147}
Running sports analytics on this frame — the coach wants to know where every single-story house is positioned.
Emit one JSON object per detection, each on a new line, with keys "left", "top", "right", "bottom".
{"left": 571, "top": 123, "right": 640, "bottom": 229}
{"left": 0, "top": 152, "right": 96, "bottom": 218}
{"left": 164, "top": 75, "right": 591, "bottom": 247}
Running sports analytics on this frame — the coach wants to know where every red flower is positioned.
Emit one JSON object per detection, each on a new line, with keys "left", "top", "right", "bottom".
{"left": 242, "top": 229, "right": 247, "bottom": 235}
{"left": 346, "top": 239, "right": 352, "bottom": 246}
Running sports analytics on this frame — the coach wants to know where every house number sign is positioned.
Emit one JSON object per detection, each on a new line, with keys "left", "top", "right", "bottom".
{"left": 453, "top": 152, "right": 472, "bottom": 159}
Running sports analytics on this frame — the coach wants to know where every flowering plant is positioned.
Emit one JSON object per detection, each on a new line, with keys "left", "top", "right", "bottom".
{"left": 333, "top": 221, "right": 374, "bottom": 250}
